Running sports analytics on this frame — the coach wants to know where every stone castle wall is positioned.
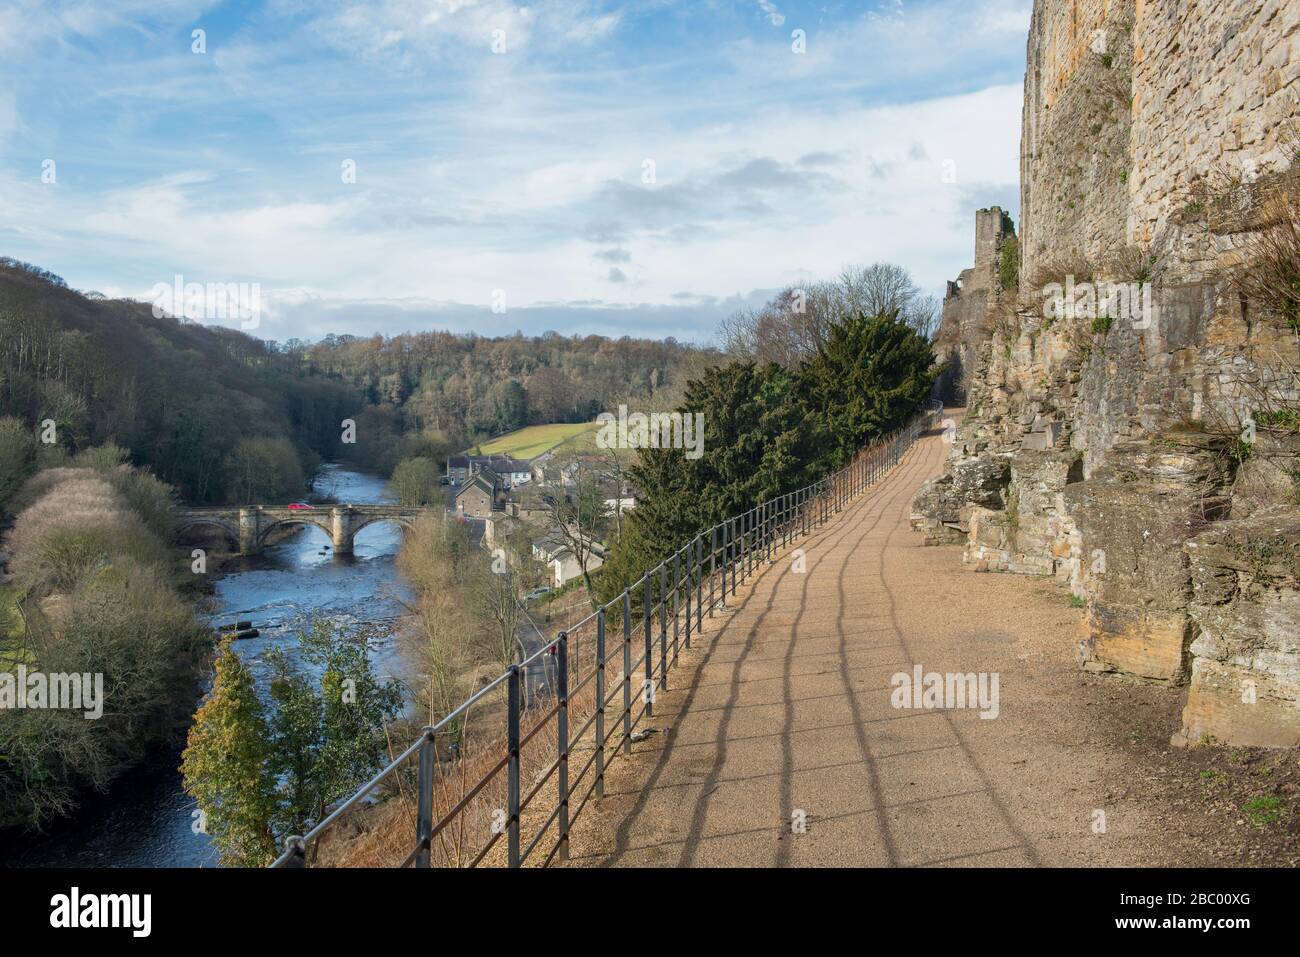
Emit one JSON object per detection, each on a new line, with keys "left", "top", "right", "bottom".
{"left": 1020, "top": 0, "right": 1133, "bottom": 284}
{"left": 1130, "top": 0, "right": 1300, "bottom": 281}
{"left": 917, "top": 0, "right": 1300, "bottom": 748}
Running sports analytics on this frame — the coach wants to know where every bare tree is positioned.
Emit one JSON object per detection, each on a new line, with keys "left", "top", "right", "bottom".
{"left": 720, "top": 262, "right": 940, "bottom": 367}
{"left": 469, "top": 559, "right": 521, "bottom": 673}
{"left": 535, "top": 451, "right": 611, "bottom": 609}
{"left": 593, "top": 444, "right": 635, "bottom": 542}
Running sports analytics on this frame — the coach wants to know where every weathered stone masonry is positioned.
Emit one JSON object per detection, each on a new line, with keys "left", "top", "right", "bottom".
{"left": 916, "top": 0, "right": 1300, "bottom": 748}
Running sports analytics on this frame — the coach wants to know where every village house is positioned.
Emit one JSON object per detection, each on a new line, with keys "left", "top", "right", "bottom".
{"left": 446, "top": 454, "right": 532, "bottom": 487}
{"left": 453, "top": 468, "right": 505, "bottom": 518}
{"left": 531, "top": 532, "right": 607, "bottom": 588}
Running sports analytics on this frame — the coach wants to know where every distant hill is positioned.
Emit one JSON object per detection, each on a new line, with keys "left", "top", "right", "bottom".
{"left": 0, "top": 259, "right": 722, "bottom": 503}
{"left": 0, "top": 259, "right": 359, "bottom": 503}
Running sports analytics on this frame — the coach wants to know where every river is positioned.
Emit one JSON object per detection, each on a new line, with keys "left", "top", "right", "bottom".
{"left": 2, "top": 464, "right": 413, "bottom": 868}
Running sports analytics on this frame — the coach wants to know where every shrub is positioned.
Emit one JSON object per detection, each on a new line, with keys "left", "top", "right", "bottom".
{"left": 391, "top": 456, "right": 440, "bottom": 506}
{"left": 998, "top": 236, "right": 1020, "bottom": 292}
{"left": 1229, "top": 168, "right": 1300, "bottom": 331}
{"left": 8, "top": 476, "right": 168, "bottom": 594}
{"left": 1, "top": 555, "right": 208, "bottom": 830}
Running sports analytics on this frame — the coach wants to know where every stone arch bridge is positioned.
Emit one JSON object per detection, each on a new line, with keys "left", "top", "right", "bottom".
{"left": 178, "top": 504, "right": 424, "bottom": 556}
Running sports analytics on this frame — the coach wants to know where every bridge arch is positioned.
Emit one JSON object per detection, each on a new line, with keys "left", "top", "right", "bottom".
{"left": 176, "top": 518, "right": 240, "bottom": 550}
{"left": 255, "top": 516, "right": 334, "bottom": 550}
{"left": 177, "top": 505, "right": 423, "bottom": 556}
{"left": 350, "top": 514, "right": 417, "bottom": 538}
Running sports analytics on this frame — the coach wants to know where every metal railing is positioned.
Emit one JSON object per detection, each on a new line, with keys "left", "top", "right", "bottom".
{"left": 271, "top": 399, "right": 943, "bottom": 868}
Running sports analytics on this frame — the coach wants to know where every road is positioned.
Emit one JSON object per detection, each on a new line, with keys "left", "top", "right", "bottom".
{"left": 567, "top": 416, "right": 1195, "bottom": 867}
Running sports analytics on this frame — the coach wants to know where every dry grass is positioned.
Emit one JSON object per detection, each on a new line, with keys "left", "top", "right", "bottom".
{"left": 1025, "top": 254, "right": 1096, "bottom": 296}
{"left": 1225, "top": 165, "right": 1300, "bottom": 331}
{"left": 316, "top": 604, "right": 656, "bottom": 868}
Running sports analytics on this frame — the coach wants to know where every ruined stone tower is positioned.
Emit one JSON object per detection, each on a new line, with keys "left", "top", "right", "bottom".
{"left": 936, "top": 207, "right": 1016, "bottom": 404}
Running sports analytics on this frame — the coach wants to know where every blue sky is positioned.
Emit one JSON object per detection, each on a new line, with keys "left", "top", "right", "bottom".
{"left": 0, "top": 0, "right": 1030, "bottom": 343}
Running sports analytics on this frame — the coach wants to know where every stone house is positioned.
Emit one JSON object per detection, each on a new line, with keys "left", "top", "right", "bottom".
{"left": 453, "top": 469, "right": 504, "bottom": 518}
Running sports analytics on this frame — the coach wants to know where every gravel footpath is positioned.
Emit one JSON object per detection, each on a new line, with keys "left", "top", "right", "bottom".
{"left": 566, "top": 417, "right": 1297, "bottom": 867}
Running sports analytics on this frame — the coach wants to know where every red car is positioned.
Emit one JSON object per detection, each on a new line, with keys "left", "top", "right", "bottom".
{"left": 286, "top": 502, "right": 314, "bottom": 510}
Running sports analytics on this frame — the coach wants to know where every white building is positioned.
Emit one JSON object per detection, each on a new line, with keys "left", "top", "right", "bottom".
{"left": 531, "top": 533, "right": 607, "bottom": 588}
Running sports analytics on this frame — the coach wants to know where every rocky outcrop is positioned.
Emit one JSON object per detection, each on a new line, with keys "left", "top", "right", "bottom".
{"left": 915, "top": 0, "right": 1300, "bottom": 746}
{"left": 1064, "top": 437, "right": 1230, "bottom": 684}
{"left": 910, "top": 452, "right": 1010, "bottom": 544}
{"left": 1176, "top": 514, "right": 1300, "bottom": 748}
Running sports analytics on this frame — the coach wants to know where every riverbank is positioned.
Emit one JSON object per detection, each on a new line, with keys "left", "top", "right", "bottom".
{"left": 2, "top": 463, "right": 414, "bottom": 868}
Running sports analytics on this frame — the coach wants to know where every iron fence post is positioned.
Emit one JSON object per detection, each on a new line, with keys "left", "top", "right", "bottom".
{"left": 709, "top": 525, "right": 717, "bottom": 616}
{"left": 556, "top": 634, "right": 570, "bottom": 861}
{"left": 659, "top": 562, "right": 669, "bottom": 691}
{"left": 595, "top": 611, "right": 605, "bottom": 799}
{"left": 670, "top": 552, "right": 680, "bottom": 663}
{"left": 733, "top": 516, "right": 740, "bottom": 594}
{"left": 695, "top": 536, "right": 703, "bottom": 634}
{"left": 743, "top": 512, "right": 754, "bottom": 579}
{"left": 415, "top": 728, "right": 434, "bottom": 868}
{"left": 768, "top": 499, "right": 774, "bottom": 561}
{"left": 759, "top": 501, "right": 769, "bottom": 561}
{"left": 683, "top": 544, "right": 691, "bottom": 650}
{"left": 507, "top": 664, "right": 521, "bottom": 868}
{"left": 623, "top": 590, "right": 632, "bottom": 754}
{"left": 721, "top": 520, "right": 729, "bottom": 599}
{"left": 643, "top": 575, "right": 653, "bottom": 717}
{"left": 747, "top": 508, "right": 754, "bottom": 578}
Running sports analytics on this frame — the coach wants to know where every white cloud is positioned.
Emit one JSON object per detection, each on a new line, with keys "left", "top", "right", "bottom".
{"left": 756, "top": 1, "right": 785, "bottom": 27}
{"left": 0, "top": 0, "right": 1028, "bottom": 342}
{"left": 14, "top": 80, "right": 1019, "bottom": 342}
{"left": 309, "top": 0, "right": 619, "bottom": 65}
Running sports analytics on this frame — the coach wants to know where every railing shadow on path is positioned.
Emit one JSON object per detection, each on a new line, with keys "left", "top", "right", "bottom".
{"left": 270, "top": 400, "right": 944, "bottom": 868}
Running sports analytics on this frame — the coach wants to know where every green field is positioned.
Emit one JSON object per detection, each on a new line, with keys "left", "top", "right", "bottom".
{"left": 469, "top": 422, "right": 600, "bottom": 460}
